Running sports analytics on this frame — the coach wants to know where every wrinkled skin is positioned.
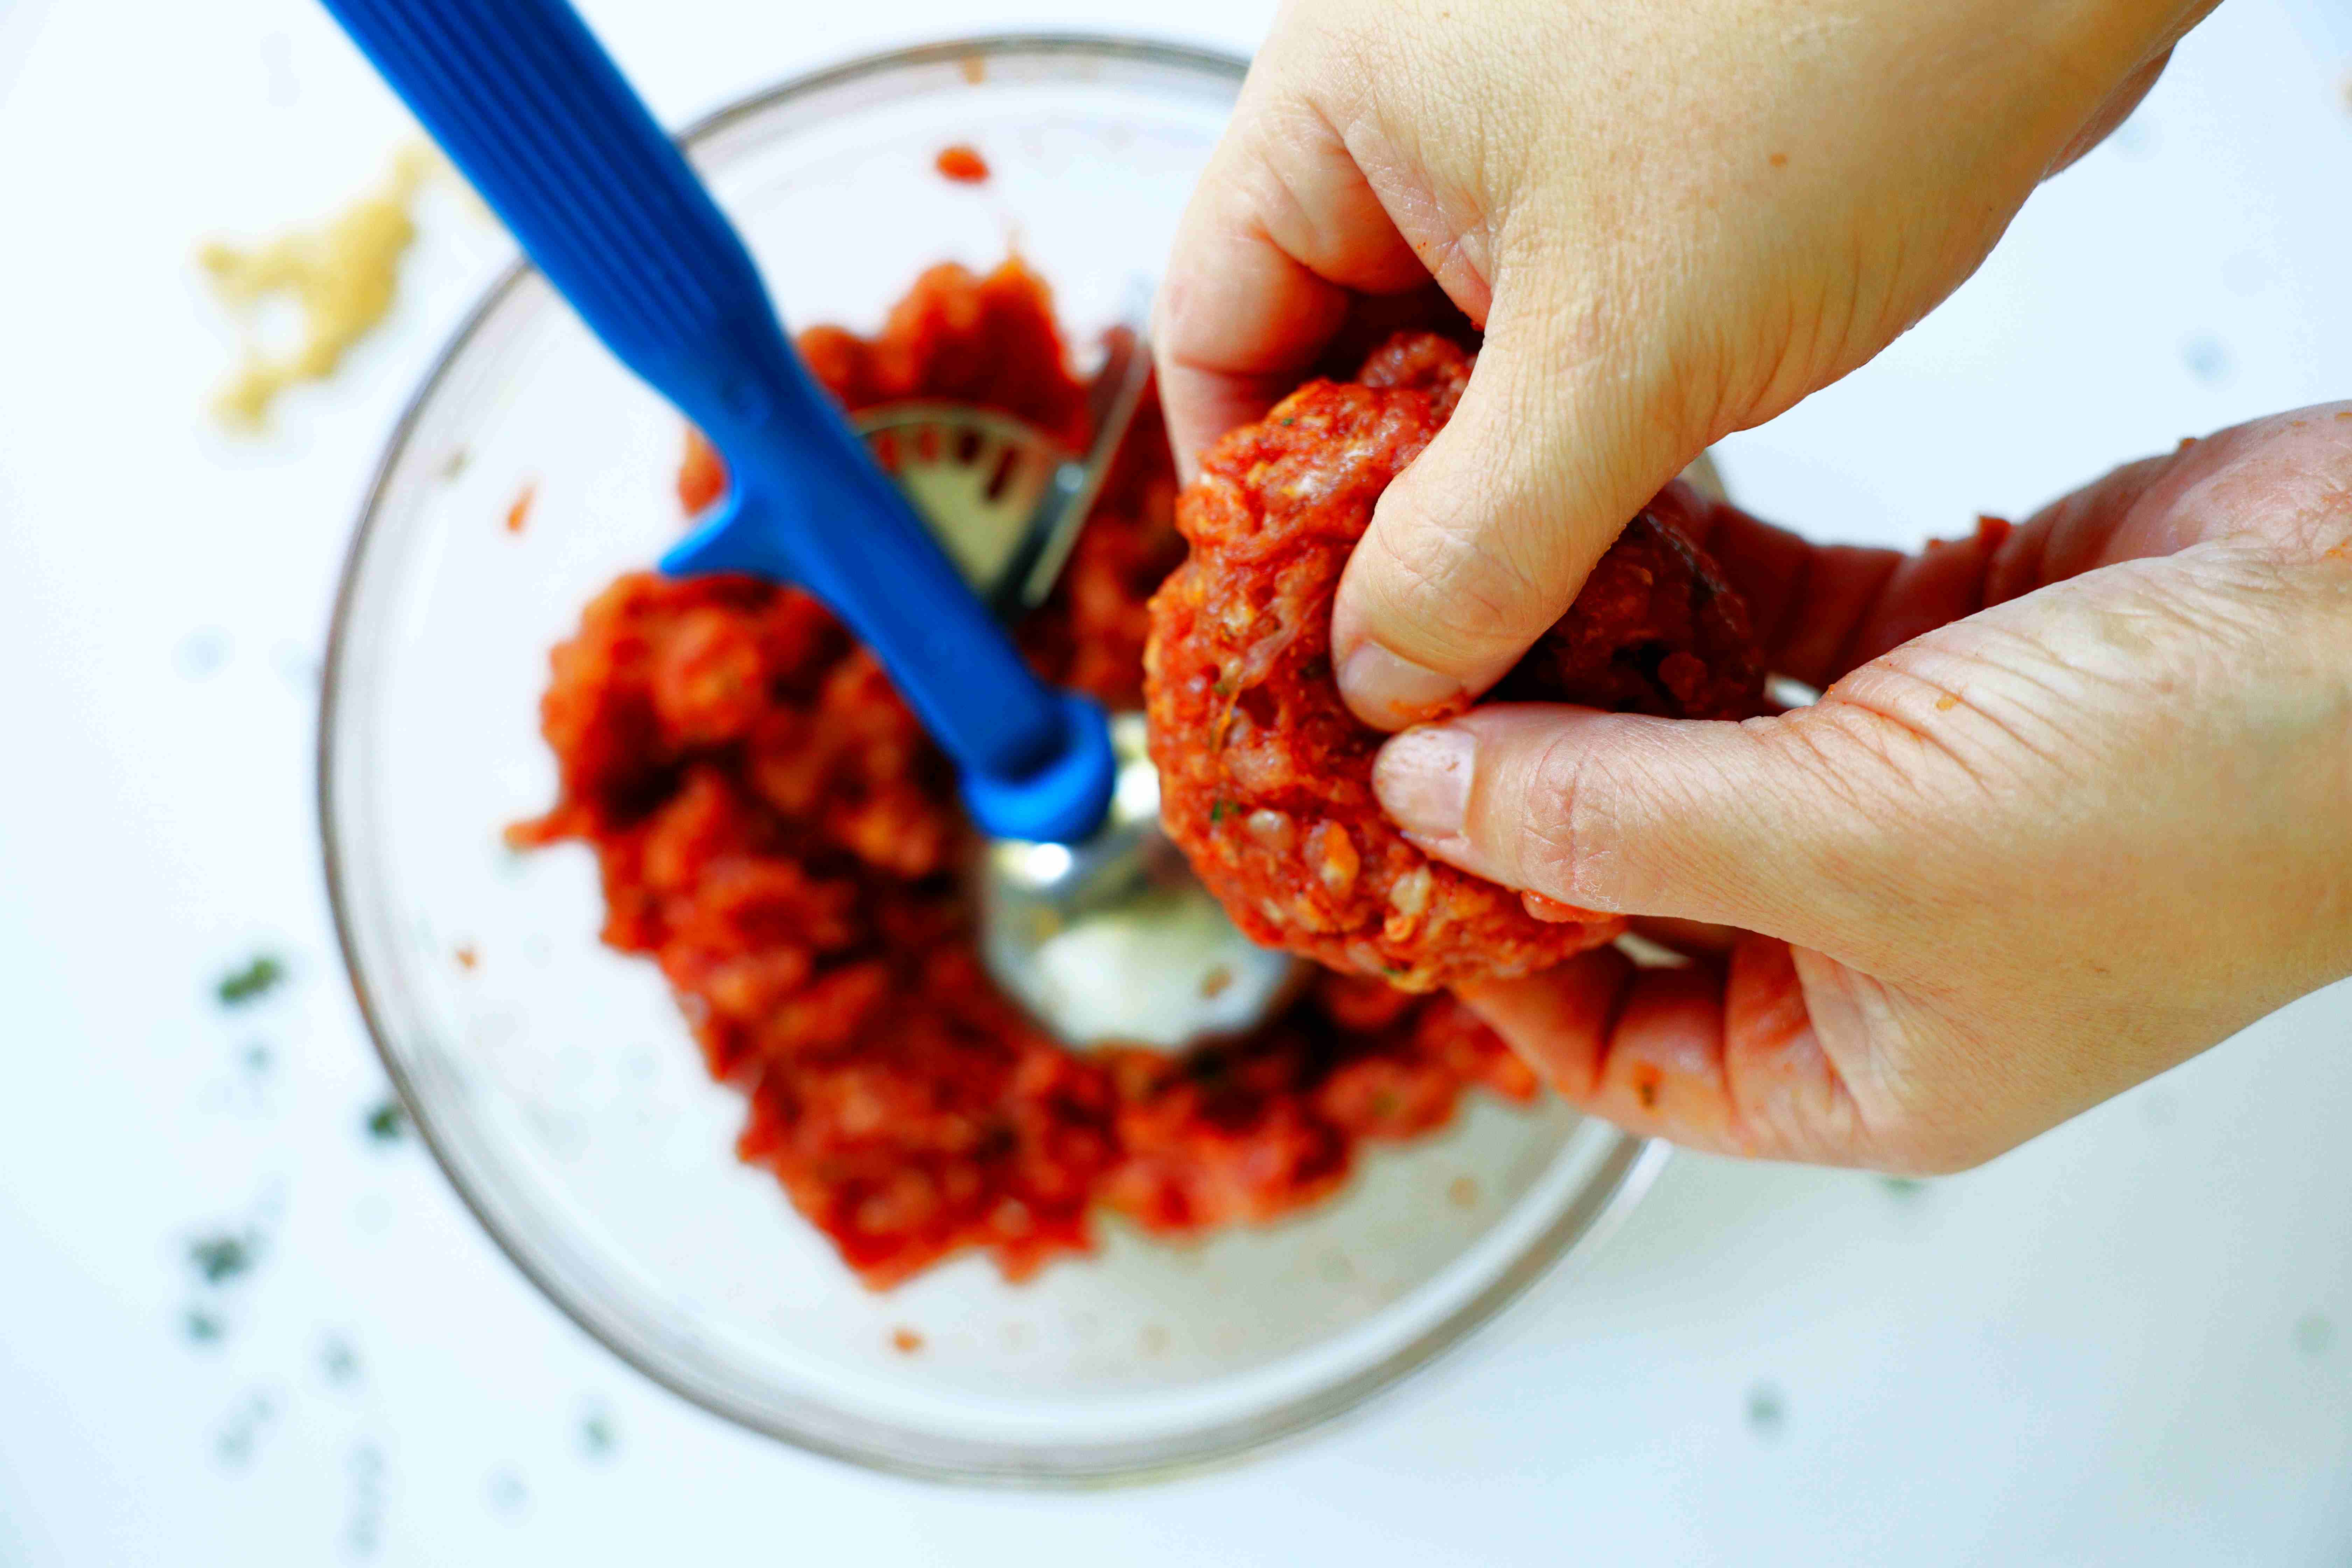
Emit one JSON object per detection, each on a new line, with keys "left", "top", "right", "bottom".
{"left": 1377, "top": 411, "right": 2352, "bottom": 1172}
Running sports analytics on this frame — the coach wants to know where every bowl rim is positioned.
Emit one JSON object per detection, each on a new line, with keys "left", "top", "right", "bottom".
{"left": 317, "top": 29, "right": 1666, "bottom": 1488}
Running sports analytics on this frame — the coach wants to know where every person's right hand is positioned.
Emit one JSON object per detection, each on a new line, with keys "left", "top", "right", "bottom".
{"left": 1156, "top": 0, "right": 2216, "bottom": 728}
{"left": 1371, "top": 407, "right": 2352, "bottom": 1172}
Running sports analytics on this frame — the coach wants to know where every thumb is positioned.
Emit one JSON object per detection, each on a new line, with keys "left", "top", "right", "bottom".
{"left": 1329, "top": 301, "right": 1695, "bottom": 729}
{"left": 1370, "top": 704, "right": 1904, "bottom": 954}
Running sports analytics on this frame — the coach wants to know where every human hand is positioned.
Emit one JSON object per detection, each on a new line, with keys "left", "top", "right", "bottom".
{"left": 1155, "top": 0, "right": 2213, "bottom": 727}
{"left": 1366, "top": 409, "right": 2352, "bottom": 1172}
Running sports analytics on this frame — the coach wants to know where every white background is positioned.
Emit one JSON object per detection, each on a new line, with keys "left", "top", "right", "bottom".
{"left": 4, "top": 0, "right": 2351, "bottom": 1562}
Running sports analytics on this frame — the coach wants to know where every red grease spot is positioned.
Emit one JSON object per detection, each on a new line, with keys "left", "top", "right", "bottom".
{"left": 504, "top": 482, "right": 536, "bottom": 535}
{"left": 454, "top": 944, "right": 478, "bottom": 971}
{"left": 890, "top": 1327, "right": 924, "bottom": 1354}
{"left": 934, "top": 144, "right": 990, "bottom": 184}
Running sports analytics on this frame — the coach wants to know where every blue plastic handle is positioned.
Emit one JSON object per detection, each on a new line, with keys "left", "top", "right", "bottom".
{"left": 319, "top": 0, "right": 1112, "bottom": 842}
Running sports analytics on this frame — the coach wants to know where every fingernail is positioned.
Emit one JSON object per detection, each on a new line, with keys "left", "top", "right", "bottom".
{"left": 1373, "top": 726, "right": 1477, "bottom": 839}
{"left": 1338, "top": 641, "right": 1465, "bottom": 728}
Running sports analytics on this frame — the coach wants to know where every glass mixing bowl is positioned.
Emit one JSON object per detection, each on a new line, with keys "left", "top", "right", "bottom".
{"left": 320, "top": 33, "right": 1665, "bottom": 1484}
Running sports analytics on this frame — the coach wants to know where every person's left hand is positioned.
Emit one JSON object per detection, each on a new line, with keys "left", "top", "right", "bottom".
{"left": 1368, "top": 406, "right": 2352, "bottom": 1172}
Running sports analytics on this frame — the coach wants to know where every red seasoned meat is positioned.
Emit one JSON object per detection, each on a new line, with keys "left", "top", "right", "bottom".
{"left": 1146, "top": 332, "right": 1763, "bottom": 990}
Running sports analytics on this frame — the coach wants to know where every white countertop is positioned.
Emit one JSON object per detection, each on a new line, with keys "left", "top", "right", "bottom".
{"left": 3, "top": 0, "right": 2349, "bottom": 1561}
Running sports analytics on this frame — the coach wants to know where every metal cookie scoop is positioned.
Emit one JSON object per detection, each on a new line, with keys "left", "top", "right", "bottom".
{"left": 976, "top": 713, "right": 1301, "bottom": 1050}
{"left": 855, "top": 312, "right": 1153, "bottom": 619}
{"left": 855, "top": 327, "right": 1302, "bottom": 1051}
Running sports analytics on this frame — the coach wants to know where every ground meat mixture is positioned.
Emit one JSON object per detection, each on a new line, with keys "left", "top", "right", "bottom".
{"left": 1146, "top": 332, "right": 1765, "bottom": 992}
{"left": 513, "top": 262, "right": 1539, "bottom": 1289}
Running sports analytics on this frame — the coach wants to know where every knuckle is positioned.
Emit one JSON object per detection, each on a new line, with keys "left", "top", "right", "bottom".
{"left": 1513, "top": 728, "right": 1628, "bottom": 907}
{"left": 1362, "top": 463, "right": 1556, "bottom": 650}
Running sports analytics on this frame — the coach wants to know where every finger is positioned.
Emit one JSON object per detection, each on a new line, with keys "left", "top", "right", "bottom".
{"left": 1374, "top": 404, "right": 2352, "bottom": 943}
{"left": 1473, "top": 957, "right": 1752, "bottom": 1155}
{"left": 1459, "top": 934, "right": 1862, "bottom": 1163}
{"left": 2048, "top": 47, "right": 2174, "bottom": 174}
{"left": 2049, "top": 0, "right": 2224, "bottom": 176}
{"left": 1330, "top": 297, "right": 1688, "bottom": 728}
{"left": 1666, "top": 490, "right": 2003, "bottom": 690}
{"left": 1716, "top": 936, "right": 1862, "bottom": 1159}
{"left": 1683, "top": 402, "right": 2352, "bottom": 692}
{"left": 1588, "top": 962, "right": 1740, "bottom": 1147}
{"left": 1454, "top": 942, "right": 1634, "bottom": 1101}
{"left": 1372, "top": 702, "right": 1896, "bottom": 952}
{"left": 1154, "top": 97, "right": 1428, "bottom": 479}
{"left": 1999, "top": 401, "right": 2352, "bottom": 585}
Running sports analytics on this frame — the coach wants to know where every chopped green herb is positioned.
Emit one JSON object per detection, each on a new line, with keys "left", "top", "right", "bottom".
{"left": 485, "top": 1467, "right": 528, "bottom": 1516}
{"left": 579, "top": 1407, "right": 618, "bottom": 1461}
{"left": 1279, "top": 416, "right": 1297, "bottom": 426}
{"left": 1206, "top": 800, "right": 1236, "bottom": 824}
{"left": 185, "top": 1308, "right": 224, "bottom": 1344}
{"left": 321, "top": 1336, "right": 361, "bottom": 1385}
{"left": 216, "top": 955, "right": 286, "bottom": 1007}
{"left": 1211, "top": 677, "right": 1236, "bottom": 696}
{"left": 345, "top": 1442, "right": 386, "bottom": 1556}
{"left": 364, "top": 1099, "right": 409, "bottom": 1144}
{"left": 1745, "top": 1382, "right": 1786, "bottom": 1436}
{"left": 189, "top": 1230, "right": 259, "bottom": 1286}
{"left": 173, "top": 629, "right": 231, "bottom": 680}
{"left": 1879, "top": 1176, "right": 1927, "bottom": 1202}
{"left": 214, "top": 1392, "right": 275, "bottom": 1467}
